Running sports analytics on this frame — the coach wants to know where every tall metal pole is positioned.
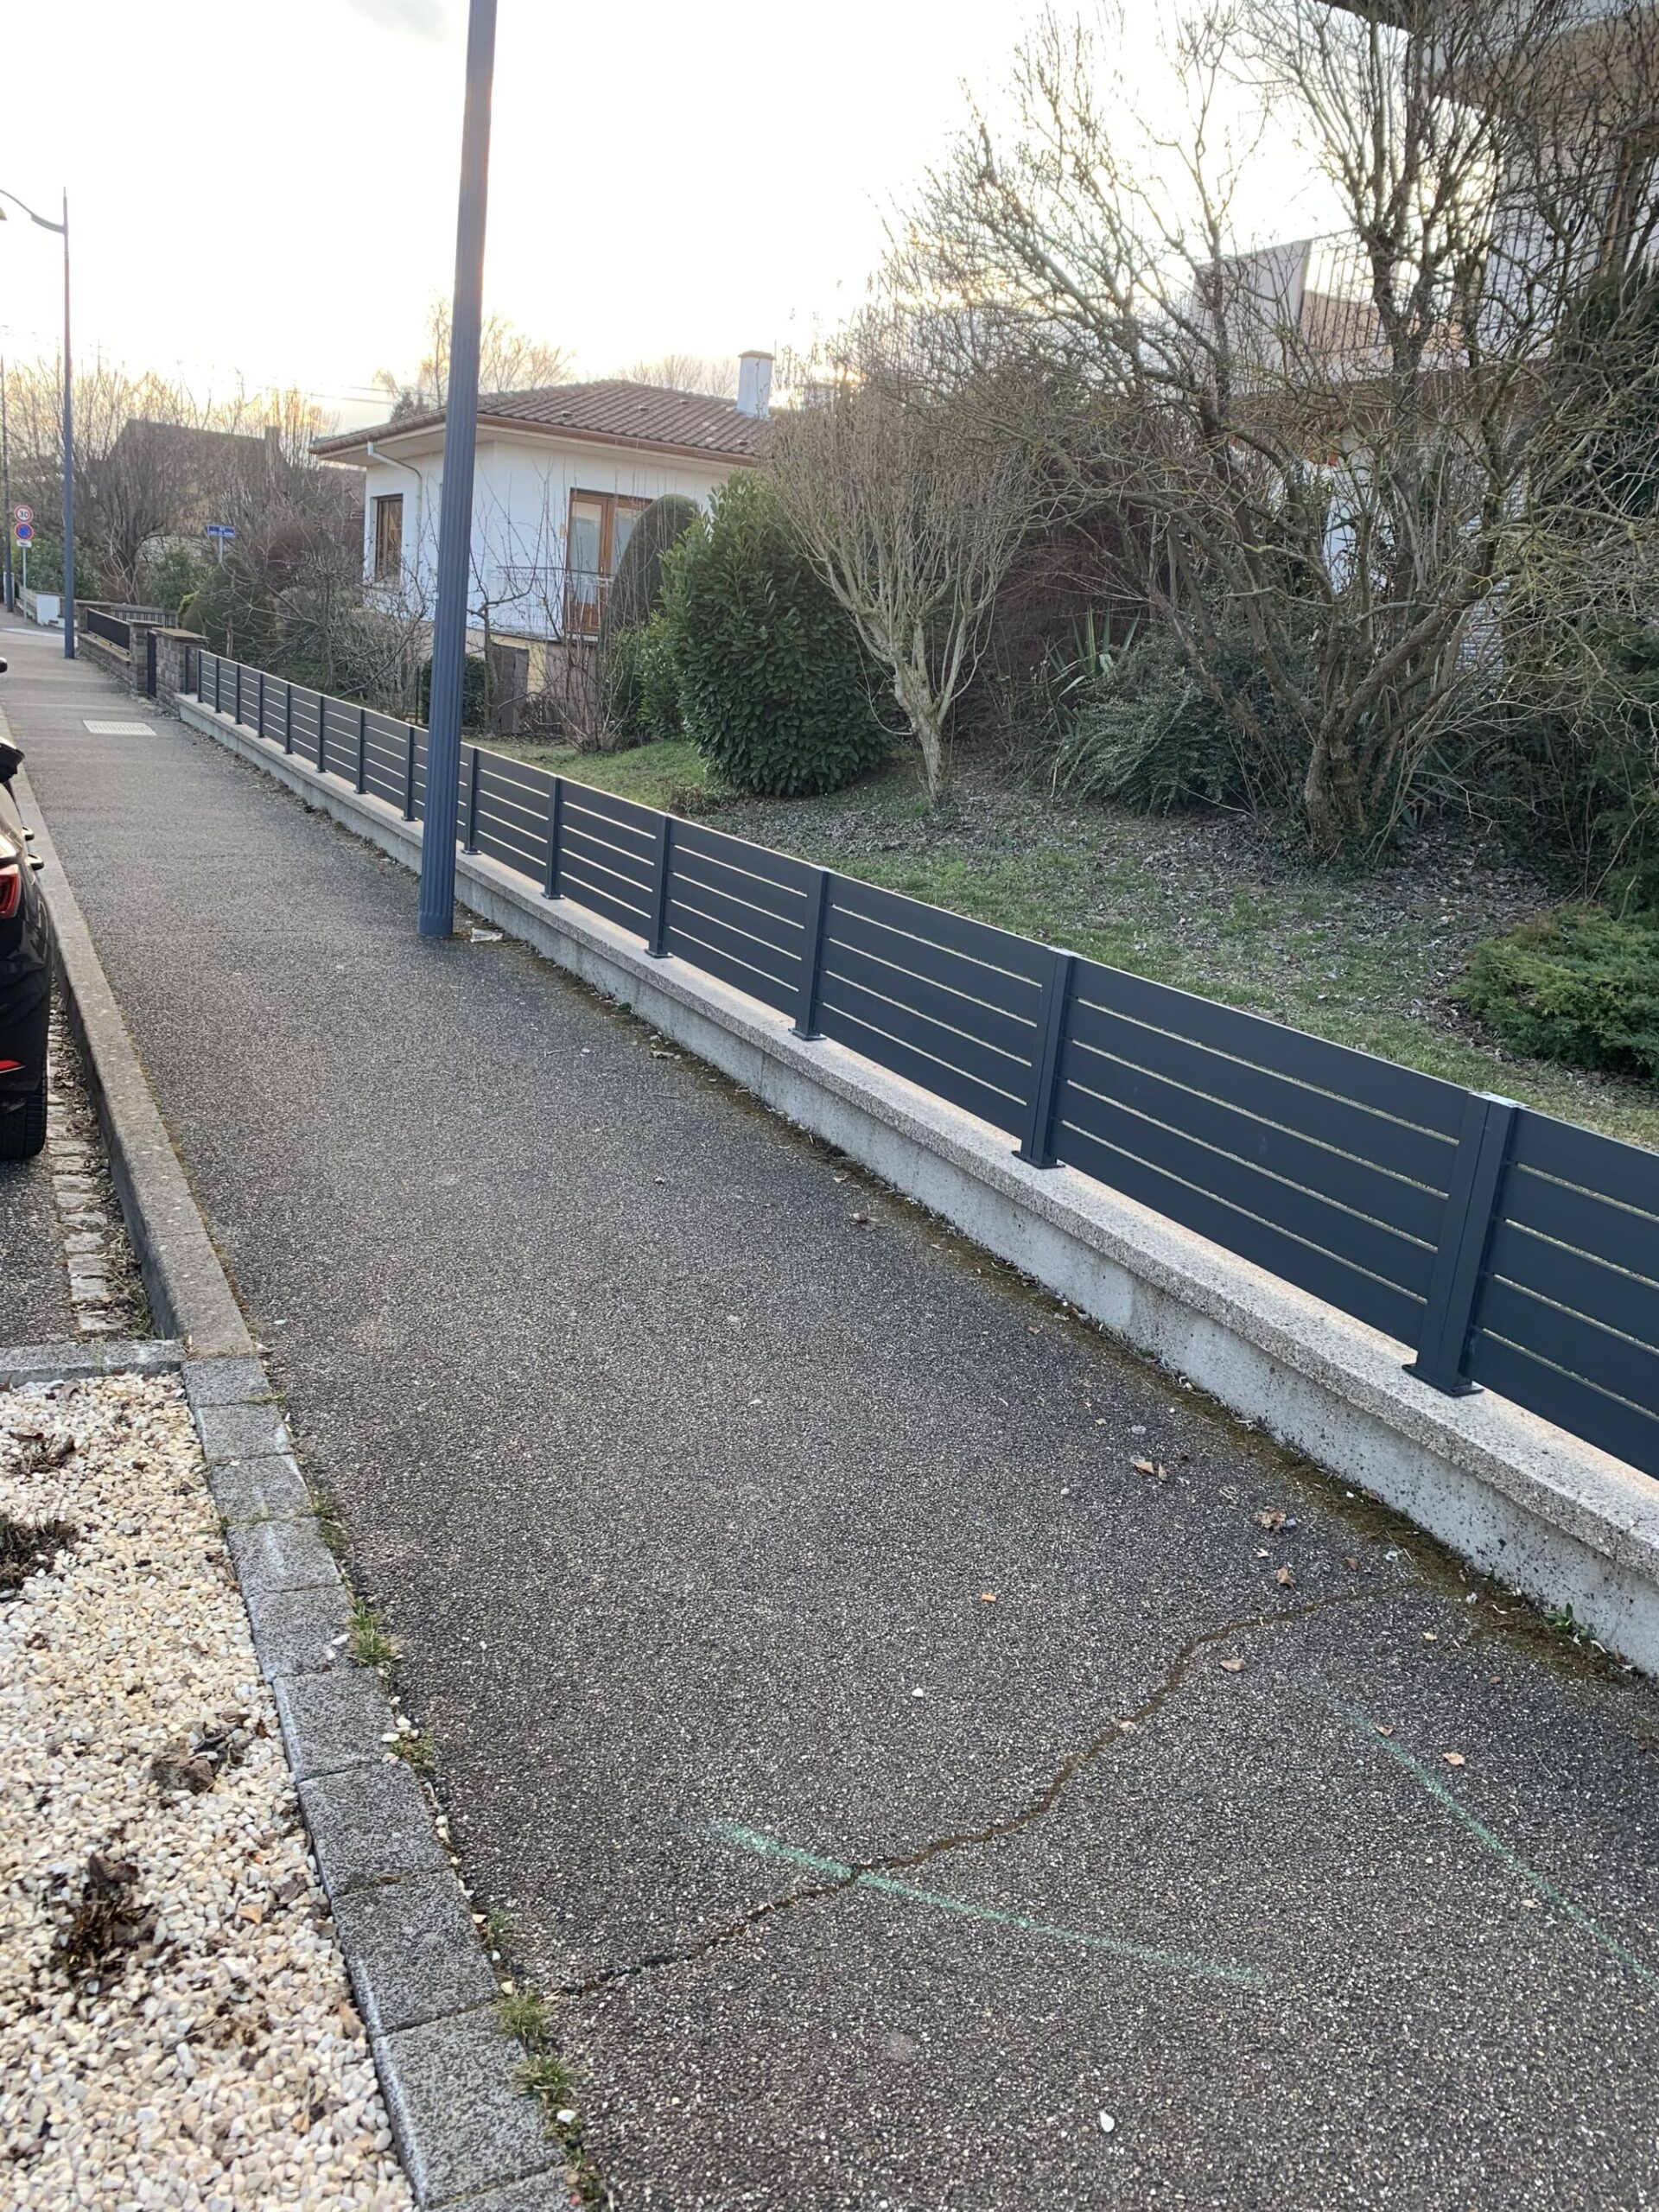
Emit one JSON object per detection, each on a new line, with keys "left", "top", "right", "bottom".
{"left": 417, "top": 0, "right": 497, "bottom": 940}
{"left": 0, "top": 359, "right": 12, "bottom": 613}
{"left": 60, "top": 191, "right": 74, "bottom": 661}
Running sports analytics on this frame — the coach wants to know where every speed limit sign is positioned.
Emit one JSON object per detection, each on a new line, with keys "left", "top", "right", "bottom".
{"left": 13, "top": 505, "right": 31, "bottom": 525}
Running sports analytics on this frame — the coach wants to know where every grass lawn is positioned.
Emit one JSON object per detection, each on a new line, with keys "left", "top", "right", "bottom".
{"left": 492, "top": 736, "right": 1659, "bottom": 1152}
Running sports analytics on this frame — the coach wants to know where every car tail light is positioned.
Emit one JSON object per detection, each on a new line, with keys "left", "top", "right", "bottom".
{"left": 0, "top": 864, "right": 20, "bottom": 921}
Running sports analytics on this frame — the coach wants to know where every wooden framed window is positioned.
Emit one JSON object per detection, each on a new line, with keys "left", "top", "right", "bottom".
{"left": 372, "top": 493, "right": 404, "bottom": 582}
{"left": 564, "top": 490, "right": 649, "bottom": 636}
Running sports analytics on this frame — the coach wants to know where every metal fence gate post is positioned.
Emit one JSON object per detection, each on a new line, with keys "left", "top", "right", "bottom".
{"left": 404, "top": 725, "right": 417, "bottom": 821}
{"left": 257, "top": 670, "right": 265, "bottom": 740}
{"left": 646, "top": 814, "right": 674, "bottom": 957}
{"left": 144, "top": 630, "right": 156, "bottom": 699}
{"left": 213, "top": 656, "right": 221, "bottom": 715}
{"left": 1017, "top": 948, "right": 1077, "bottom": 1169}
{"left": 284, "top": 684, "right": 294, "bottom": 755}
{"left": 463, "top": 746, "right": 481, "bottom": 853}
{"left": 234, "top": 662, "right": 242, "bottom": 727}
{"left": 791, "top": 868, "right": 832, "bottom": 1039}
{"left": 356, "top": 706, "right": 368, "bottom": 794}
{"left": 542, "top": 778, "right": 563, "bottom": 899}
{"left": 1406, "top": 1092, "right": 1519, "bottom": 1395}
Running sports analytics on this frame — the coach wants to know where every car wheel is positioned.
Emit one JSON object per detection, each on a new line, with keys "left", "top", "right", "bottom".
{"left": 0, "top": 1071, "right": 46, "bottom": 1160}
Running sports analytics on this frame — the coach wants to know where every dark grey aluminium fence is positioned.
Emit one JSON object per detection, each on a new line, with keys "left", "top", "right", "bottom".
{"left": 82, "top": 607, "right": 132, "bottom": 652}
{"left": 189, "top": 646, "right": 1659, "bottom": 1482}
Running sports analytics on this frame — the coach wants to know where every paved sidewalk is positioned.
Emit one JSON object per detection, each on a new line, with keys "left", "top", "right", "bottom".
{"left": 11, "top": 613, "right": 1659, "bottom": 2211}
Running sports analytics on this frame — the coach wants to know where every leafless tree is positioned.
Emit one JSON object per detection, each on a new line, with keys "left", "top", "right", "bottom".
{"left": 906, "top": 0, "right": 1659, "bottom": 854}
{"left": 372, "top": 300, "right": 572, "bottom": 416}
{"left": 620, "top": 353, "right": 741, "bottom": 399}
{"left": 773, "top": 308, "right": 1048, "bottom": 800}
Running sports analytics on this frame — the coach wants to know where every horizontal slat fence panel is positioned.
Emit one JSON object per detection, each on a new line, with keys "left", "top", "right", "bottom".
{"left": 816, "top": 878, "right": 1048, "bottom": 1140}
{"left": 188, "top": 652, "right": 1659, "bottom": 1482}
{"left": 1053, "top": 957, "right": 1458, "bottom": 1342}
{"left": 1466, "top": 1110, "right": 1659, "bottom": 1473}
{"left": 555, "top": 784, "right": 656, "bottom": 931}
{"left": 260, "top": 676, "right": 290, "bottom": 746}
{"left": 289, "top": 687, "right": 324, "bottom": 769}
{"left": 662, "top": 819, "right": 814, "bottom": 1017}
{"left": 362, "top": 712, "right": 407, "bottom": 809}
{"left": 474, "top": 755, "right": 553, "bottom": 877}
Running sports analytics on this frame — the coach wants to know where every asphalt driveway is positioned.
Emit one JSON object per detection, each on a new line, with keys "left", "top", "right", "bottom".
{"left": 11, "top": 616, "right": 1659, "bottom": 2211}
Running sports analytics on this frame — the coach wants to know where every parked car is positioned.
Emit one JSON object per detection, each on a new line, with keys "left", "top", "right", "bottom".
{"left": 0, "top": 679, "right": 50, "bottom": 1160}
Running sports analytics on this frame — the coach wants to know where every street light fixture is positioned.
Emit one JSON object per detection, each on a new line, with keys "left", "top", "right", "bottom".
{"left": 0, "top": 188, "right": 73, "bottom": 659}
{"left": 417, "top": 0, "right": 498, "bottom": 939}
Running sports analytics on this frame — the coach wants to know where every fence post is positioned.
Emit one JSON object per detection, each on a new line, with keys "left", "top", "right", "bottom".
{"left": 404, "top": 724, "right": 418, "bottom": 822}
{"left": 791, "top": 868, "right": 833, "bottom": 1040}
{"left": 356, "top": 706, "right": 368, "bottom": 794}
{"left": 213, "top": 656, "right": 221, "bottom": 715}
{"left": 1017, "top": 949, "right": 1077, "bottom": 1169}
{"left": 543, "top": 778, "right": 564, "bottom": 899}
{"left": 257, "top": 670, "right": 265, "bottom": 740}
{"left": 284, "top": 683, "right": 294, "bottom": 755}
{"left": 1406, "top": 1092, "right": 1520, "bottom": 1396}
{"left": 646, "top": 814, "right": 674, "bottom": 957}
{"left": 144, "top": 630, "right": 157, "bottom": 700}
{"left": 234, "top": 662, "right": 242, "bottom": 727}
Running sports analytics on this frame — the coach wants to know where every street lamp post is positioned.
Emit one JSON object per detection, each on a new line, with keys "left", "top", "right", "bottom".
{"left": 417, "top": 0, "right": 498, "bottom": 940}
{"left": 0, "top": 188, "right": 73, "bottom": 658}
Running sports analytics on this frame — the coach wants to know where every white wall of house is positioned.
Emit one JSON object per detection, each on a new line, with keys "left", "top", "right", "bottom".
{"left": 360, "top": 430, "right": 741, "bottom": 643}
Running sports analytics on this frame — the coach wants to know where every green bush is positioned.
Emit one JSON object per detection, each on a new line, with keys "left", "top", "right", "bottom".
{"left": 1455, "top": 906, "right": 1659, "bottom": 1083}
{"left": 1045, "top": 623, "right": 1298, "bottom": 815}
{"left": 596, "top": 494, "right": 698, "bottom": 749}
{"left": 417, "top": 652, "right": 492, "bottom": 730}
{"left": 178, "top": 554, "right": 279, "bottom": 666}
{"left": 19, "top": 535, "right": 99, "bottom": 600}
{"left": 660, "top": 473, "right": 887, "bottom": 797}
{"left": 607, "top": 494, "right": 698, "bottom": 637}
{"left": 139, "top": 543, "right": 213, "bottom": 618}
{"left": 601, "top": 613, "right": 682, "bottom": 746}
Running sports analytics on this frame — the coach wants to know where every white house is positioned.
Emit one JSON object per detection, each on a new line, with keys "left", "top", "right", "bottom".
{"left": 314, "top": 353, "right": 772, "bottom": 694}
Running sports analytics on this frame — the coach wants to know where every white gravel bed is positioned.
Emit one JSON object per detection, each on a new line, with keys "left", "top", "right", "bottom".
{"left": 0, "top": 1372, "right": 413, "bottom": 2209}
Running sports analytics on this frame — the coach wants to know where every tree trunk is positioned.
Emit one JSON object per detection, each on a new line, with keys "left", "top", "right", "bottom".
{"left": 893, "top": 660, "right": 947, "bottom": 803}
{"left": 1303, "top": 727, "right": 1369, "bottom": 859}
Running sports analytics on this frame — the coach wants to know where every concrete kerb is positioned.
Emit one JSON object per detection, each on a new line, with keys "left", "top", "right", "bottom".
{"left": 9, "top": 723, "right": 566, "bottom": 2210}
{"left": 176, "top": 683, "right": 1659, "bottom": 1675}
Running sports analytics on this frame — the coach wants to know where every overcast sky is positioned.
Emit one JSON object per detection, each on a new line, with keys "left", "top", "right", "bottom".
{"left": 7, "top": 1, "right": 1331, "bottom": 431}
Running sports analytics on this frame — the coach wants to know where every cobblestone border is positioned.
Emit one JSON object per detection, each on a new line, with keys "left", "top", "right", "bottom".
{"left": 13, "top": 754, "right": 570, "bottom": 2209}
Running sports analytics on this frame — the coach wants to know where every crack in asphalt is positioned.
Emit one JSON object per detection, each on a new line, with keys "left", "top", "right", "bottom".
{"left": 559, "top": 1580, "right": 1410, "bottom": 1999}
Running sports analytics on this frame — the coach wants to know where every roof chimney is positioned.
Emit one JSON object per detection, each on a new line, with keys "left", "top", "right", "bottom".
{"left": 736, "top": 351, "right": 773, "bottom": 420}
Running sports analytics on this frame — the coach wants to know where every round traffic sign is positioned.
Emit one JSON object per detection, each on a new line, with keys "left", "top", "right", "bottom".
{"left": 14, "top": 505, "right": 31, "bottom": 524}
{"left": 14, "top": 522, "right": 33, "bottom": 543}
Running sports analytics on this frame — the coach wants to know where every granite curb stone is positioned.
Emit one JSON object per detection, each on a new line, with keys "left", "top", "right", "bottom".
{"left": 442, "top": 2177, "right": 575, "bottom": 2212}
{"left": 181, "top": 1355, "right": 270, "bottom": 1409}
{"left": 300, "top": 1761, "right": 453, "bottom": 1898}
{"left": 226, "top": 1511, "right": 342, "bottom": 1600}
{"left": 331, "top": 1872, "right": 500, "bottom": 2037}
{"left": 0, "top": 1336, "right": 183, "bottom": 1386}
{"left": 207, "top": 1449, "right": 312, "bottom": 1526}
{"left": 194, "top": 1397, "right": 291, "bottom": 1464}
{"left": 274, "top": 1666, "right": 395, "bottom": 1783}
{"left": 245, "top": 1576, "right": 353, "bottom": 1680}
{"left": 373, "top": 2007, "right": 562, "bottom": 2206}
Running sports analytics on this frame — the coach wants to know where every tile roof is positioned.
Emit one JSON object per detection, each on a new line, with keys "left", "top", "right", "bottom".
{"left": 315, "top": 380, "right": 768, "bottom": 464}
